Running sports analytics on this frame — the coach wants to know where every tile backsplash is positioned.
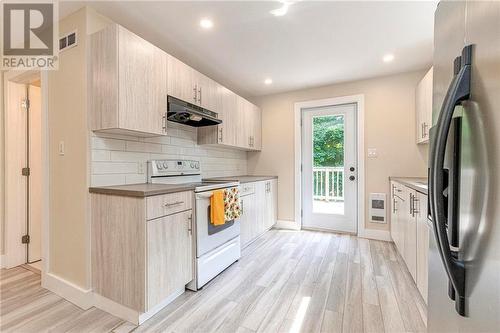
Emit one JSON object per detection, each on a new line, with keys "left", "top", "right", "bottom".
{"left": 90, "top": 122, "right": 247, "bottom": 186}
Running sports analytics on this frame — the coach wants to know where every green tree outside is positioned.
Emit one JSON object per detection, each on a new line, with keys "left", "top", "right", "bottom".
{"left": 313, "top": 115, "right": 344, "bottom": 167}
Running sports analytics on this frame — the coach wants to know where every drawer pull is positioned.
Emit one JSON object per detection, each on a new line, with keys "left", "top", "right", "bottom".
{"left": 164, "top": 201, "right": 184, "bottom": 207}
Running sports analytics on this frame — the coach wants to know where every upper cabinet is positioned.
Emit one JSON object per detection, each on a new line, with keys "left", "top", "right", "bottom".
{"left": 90, "top": 24, "right": 168, "bottom": 137}
{"left": 416, "top": 67, "right": 433, "bottom": 144}
{"left": 90, "top": 23, "right": 262, "bottom": 149}
{"left": 198, "top": 89, "right": 262, "bottom": 151}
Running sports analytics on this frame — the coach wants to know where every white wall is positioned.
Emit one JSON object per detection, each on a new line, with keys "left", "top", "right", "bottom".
{"left": 248, "top": 70, "right": 429, "bottom": 231}
{"left": 90, "top": 121, "right": 247, "bottom": 186}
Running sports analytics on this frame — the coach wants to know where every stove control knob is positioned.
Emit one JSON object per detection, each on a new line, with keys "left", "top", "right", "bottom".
{"left": 190, "top": 162, "right": 194, "bottom": 168}
{"left": 163, "top": 162, "right": 168, "bottom": 169}
{"left": 156, "top": 162, "right": 163, "bottom": 170}
{"left": 195, "top": 162, "right": 200, "bottom": 169}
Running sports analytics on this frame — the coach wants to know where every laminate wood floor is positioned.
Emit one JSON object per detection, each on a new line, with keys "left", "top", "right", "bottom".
{"left": 0, "top": 230, "right": 427, "bottom": 333}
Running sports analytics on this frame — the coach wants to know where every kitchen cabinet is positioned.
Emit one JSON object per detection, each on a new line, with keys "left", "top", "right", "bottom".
{"left": 416, "top": 191, "right": 430, "bottom": 303}
{"left": 239, "top": 179, "right": 277, "bottom": 248}
{"left": 167, "top": 56, "right": 221, "bottom": 113}
{"left": 167, "top": 55, "right": 196, "bottom": 104}
{"left": 390, "top": 180, "right": 429, "bottom": 301}
{"left": 90, "top": 24, "right": 167, "bottom": 137}
{"left": 147, "top": 210, "right": 193, "bottom": 309}
{"left": 198, "top": 92, "right": 262, "bottom": 151}
{"left": 416, "top": 67, "right": 433, "bottom": 144}
{"left": 405, "top": 189, "right": 418, "bottom": 280}
{"left": 240, "top": 187, "right": 257, "bottom": 247}
{"left": 91, "top": 191, "right": 194, "bottom": 323}
{"left": 198, "top": 87, "right": 238, "bottom": 147}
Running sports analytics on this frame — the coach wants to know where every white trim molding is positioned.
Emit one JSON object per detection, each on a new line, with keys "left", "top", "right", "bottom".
{"left": 294, "top": 94, "right": 375, "bottom": 238}
{"left": 274, "top": 220, "right": 301, "bottom": 231}
{"left": 42, "top": 273, "right": 93, "bottom": 310}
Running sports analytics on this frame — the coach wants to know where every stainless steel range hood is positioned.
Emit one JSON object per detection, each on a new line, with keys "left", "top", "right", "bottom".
{"left": 167, "top": 96, "right": 222, "bottom": 127}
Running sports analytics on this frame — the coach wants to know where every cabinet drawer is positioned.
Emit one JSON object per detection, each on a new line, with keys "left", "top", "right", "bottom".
{"left": 146, "top": 191, "right": 193, "bottom": 220}
{"left": 239, "top": 183, "right": 255, "bottom": 196}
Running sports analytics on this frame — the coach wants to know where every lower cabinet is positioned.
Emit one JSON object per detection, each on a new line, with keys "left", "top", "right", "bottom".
{"left": 91, "top": 191, "right": 194, "bottom": 321}
{"left": 416, "top": 191, "right": 430, "bottom": 303}
{"left": 390, "top": 181, "right": 429, "bottom": 303}
{"left": 147, "top": 210, "right": 193, "bottom": 309}
{"left": 239, "top": 179, "right": 278, "bottom": 248}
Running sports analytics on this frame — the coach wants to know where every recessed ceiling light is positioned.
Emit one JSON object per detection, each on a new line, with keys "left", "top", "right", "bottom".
{"left": 270, "top": 1, "right": 292, "bottom": 17}
{"left": 383, "top": 53, "right": 395, "bottom": 63}
{"left": 264, "top": 78, "right": 273, "bottom": 85}
{"left": 199, "top": 18, "right": 213, "bottom": 29}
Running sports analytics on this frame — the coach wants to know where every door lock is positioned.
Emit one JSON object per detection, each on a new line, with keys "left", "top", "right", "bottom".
{"left": 349, "top": 175, "right": 356, "bottom": 181}
{"left": 350, "top": 167, "right": 355, "bottom": 172}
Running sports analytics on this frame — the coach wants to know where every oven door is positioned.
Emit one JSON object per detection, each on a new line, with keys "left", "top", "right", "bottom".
{"left": 195, "top": 188, "right": 241, "bottom": 257}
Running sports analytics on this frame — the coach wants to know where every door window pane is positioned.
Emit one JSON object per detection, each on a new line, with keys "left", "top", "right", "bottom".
{"left": 312, "top": 115, "right": 345, "bottom": 215}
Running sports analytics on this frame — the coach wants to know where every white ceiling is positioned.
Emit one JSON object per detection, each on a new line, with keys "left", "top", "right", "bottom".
{"left": 60, "top": 1, "right": 437, "bottom": 98}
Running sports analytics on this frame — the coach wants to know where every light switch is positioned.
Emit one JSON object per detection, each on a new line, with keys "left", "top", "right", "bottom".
{"left": 367, "top": 148, "right": 378, "bottom": 158}
{"left": 59, "top": 141, "right": 65, "bottom": 156}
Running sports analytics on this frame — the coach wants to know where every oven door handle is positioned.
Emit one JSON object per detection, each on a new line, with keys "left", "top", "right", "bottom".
{"left": 196, "top": 192, "right": 214, "bottom": 199}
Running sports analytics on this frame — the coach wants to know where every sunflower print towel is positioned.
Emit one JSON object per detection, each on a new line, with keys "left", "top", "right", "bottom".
{"left": 224, "top": 187, "right": 242, "bottom": 221}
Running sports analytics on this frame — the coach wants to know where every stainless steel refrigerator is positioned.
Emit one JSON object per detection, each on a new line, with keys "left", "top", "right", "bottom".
{"left": 428, "top": 1, "right": 500, "bottom": 332}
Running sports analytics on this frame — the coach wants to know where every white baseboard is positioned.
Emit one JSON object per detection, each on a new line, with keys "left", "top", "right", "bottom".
{"left": 93, "top": 287, "right": 185, "bottom": 325}
{"left": 358, "top": 229, "right": 392, "bottom": 242}
{"left": 273, "top": 220, "right": 300, "bottom": 230}
{"left": 42, "top": 272, "right": 93, "bottom": 310}
{"left": 0, "top": 255, "right": 6, "bottom": 269}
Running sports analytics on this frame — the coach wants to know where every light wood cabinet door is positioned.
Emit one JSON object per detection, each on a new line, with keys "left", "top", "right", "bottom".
{"left": 118, "top": 26, "right": 167, "bottom": 135}
{"left": 167, "top": 55, "right": 196, "bottom": 104}
{"left": 196, "top": 72, "right": 220, "bottom": 112}
{"left": 404, "top": 189, "right": 417, "bottom": 280}
{"left": 255, "top": 181, "right": 267, "bottom": 237}
{"left": 147, "top": 210, "right": 193, "bottom": 310}
{"left": 90, "top": 24, "right": 167, "bottom": 137}
{"left": 240, "top": 193, "right": 256, "bottom": 247}
{"left": 219, "top": 87, "right": 238, "bottom": 146}
{"left": 416, "top": 67, "right": 433, "bottom": 144}
{"left": 264, "top": 180, "right": 278, "bottom": 229}
{"left": 252, "top": 104, "right": 262, "bottom": 150}
{"left": 416, "top": 192, "right": 429, "bottom": 303}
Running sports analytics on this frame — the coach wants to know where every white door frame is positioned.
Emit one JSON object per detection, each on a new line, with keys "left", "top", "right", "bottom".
{"left": 3, "top": 69, "right": 49, "bottom": 274}
{"left": 294, "top": 94, "right": 366, "bottom": 236}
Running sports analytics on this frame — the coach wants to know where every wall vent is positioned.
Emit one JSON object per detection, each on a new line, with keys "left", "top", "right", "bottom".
{"left": 369, "top": 193, "right": 386, "bottom": 223}
{"left": 59, "top": 30, "right": 78, "bottom": 52}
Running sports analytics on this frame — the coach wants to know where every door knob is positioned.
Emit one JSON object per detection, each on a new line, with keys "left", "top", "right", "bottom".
{"left": 349, "top": 175, "right": 356, "bottom": 181}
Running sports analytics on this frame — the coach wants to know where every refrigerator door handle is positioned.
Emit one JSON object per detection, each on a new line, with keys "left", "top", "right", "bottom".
{"left": 429, "top": 45, "right": 473, "bottom": 317}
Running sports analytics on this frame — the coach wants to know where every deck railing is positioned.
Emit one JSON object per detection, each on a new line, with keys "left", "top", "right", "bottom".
{"left": 313, "top": 166, "right": 344, "bottom": 201}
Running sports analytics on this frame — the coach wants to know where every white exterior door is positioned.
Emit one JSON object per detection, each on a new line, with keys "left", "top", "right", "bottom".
{"left": 302, "top": 103, "right": 357, "bottom": 233}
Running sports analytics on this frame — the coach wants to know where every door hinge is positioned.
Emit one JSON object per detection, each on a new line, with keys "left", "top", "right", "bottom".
{"left": 22, "top": 167, "right": 30, "bottom": 176}
{"left": 21, "top": 99, "right": 30, "bottom": 110}
{"left": 22, "top": 235, "right": 30, "bottom": 244}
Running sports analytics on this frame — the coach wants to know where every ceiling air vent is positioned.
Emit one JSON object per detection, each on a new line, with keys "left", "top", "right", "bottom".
{"left": 59, "top": 30, "right": 78, "bottom": 52}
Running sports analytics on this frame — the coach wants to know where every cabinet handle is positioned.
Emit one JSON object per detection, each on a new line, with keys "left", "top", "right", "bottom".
{"left": 409, "top": 193, "right": 414, "bottom": 217}
{"left": 393, "top": 198, "right": 397, "bottom": 213}
{"left": 423, "top": 123, "right": 428, "bottom": 138}
{"left": 193, "top": 84, "right": 198, "bottom": 103}
{"left": 165, "top": 200, "right": 184, "bottom": 207}
{"left": 219, "top": 127, "right": 223, "bottom": 143}
{"left": 162, "top": 114, "right": 167, "bottom": 133}
{"left": 198, "top": 87, "right": 202, "bottom": 104}
{"left": 413, "top": 195, "right": 420, "bottom": 214}
{"left": 421, "top": 123, "right": 425, "bottom": 138}
{"left": 187, "top": 214, "right": 192, "bottom": 235}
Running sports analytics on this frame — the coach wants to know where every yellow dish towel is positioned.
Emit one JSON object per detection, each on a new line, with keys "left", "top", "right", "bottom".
{"left": 210, "top": 190, "right": 225, "bottom": 226}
